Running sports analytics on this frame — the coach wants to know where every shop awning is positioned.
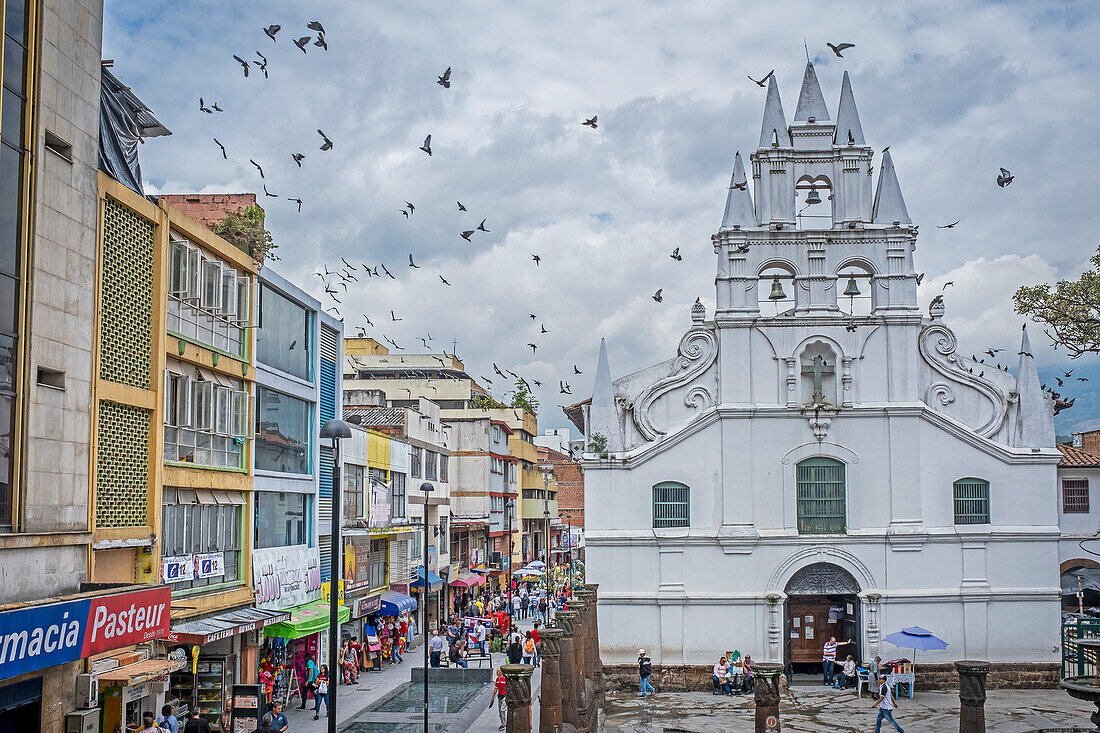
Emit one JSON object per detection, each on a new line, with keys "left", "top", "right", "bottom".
{"left": 167, "top": 606, "right": 291, "bottom": 644}
{"left": 411, "top": 567, "right": 443, "bottom": 591}
{"left": 98, "top": 658, "right": 187, "bottom": 686}
{"left": 264, "top": 600, "right": 351, "bottom": 640}
{"left": 450, "top": 572, "right": 486, "bottom": 588}
{"left": 379, "top": 590, "right": 418, "bottom": 616}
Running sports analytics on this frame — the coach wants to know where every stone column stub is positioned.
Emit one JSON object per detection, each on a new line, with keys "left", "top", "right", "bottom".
{"left": 955, "top": 660, "right": 991, "bottom": 733}
{"left": 554, "top": 610, "right": 580, "bottom": 730}
{"left": 538, "top": 627, "right": 564, "bottom": 733}
{"left": 753, "top": 662, "right": 785, "bottom": 733}
{"left": 503, "top": 663, "right": 535, "bottom": 733}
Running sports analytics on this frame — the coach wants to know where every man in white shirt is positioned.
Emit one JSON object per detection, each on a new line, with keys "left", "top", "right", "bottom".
{"left": 475, "top": 620, "right": 489, "bottom": 655}
{"left": 428, "top": 630, "right": 445, "bottom": 667}
{"left": 870, "top": 674, "right": 904, "bottom": 733}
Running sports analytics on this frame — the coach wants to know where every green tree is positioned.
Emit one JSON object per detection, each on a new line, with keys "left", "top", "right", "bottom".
{"left": 1014, "top": 245, "right": 1100, "bottom": 359}
{"left": 509, "top": 379, "right": 539, "bottom": 415}
{"left": 214, "top": 206, "right": 277, "bottom": 265}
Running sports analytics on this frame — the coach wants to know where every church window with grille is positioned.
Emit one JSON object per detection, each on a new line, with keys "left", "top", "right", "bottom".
{"left": 796, "top": 458, "right": 846, "bottom": 533}
{"left": 1063, "top": 479, "right": 1090, "bottom": 514}
{"left": 652, "top": 482, "right": 689, "bottom": 528}
{"left": 953, "top": 478, "right": 990, "bottom": 525}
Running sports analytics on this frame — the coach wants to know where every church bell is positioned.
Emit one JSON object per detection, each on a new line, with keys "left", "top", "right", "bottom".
{"left": 843, "top": 276, "right": 861, "bottom": 297}
{"left": 805, "top": 186, "right": 822, "bottom": 205}
{"left": 768, "top": 275, "right": 786, "bottom": 301}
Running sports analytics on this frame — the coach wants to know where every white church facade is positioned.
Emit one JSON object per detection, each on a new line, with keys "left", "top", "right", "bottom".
{"left": 571, "top": 62, "right": 1062, "bottom": 679}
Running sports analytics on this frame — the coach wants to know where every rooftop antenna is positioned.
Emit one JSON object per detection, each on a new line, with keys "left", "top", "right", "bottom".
{"left": 804, "top": 38, "right": 810, "bottom": 63}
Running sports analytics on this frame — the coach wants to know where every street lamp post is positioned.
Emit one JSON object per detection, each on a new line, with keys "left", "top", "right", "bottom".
{"left": 506, "top": 494, "right": 513, "bottom": 631}
{"left": 420, "top": 482, "right": 434, "bottom": 732}
{"left": 320, "top": 419, "right": 352, "bottom": 733}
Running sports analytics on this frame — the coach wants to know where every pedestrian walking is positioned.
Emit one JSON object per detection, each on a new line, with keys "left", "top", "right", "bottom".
{"left": 870, "top": 674, "right": 904, "bottom": 732}
{"left": 429, "top": 629, "right": 445, "bottom": 667}
{"left": 313, "top": 665, "right": 330, "bottom": 720}
{"left": 520, "top": 593, "right": 529, "bottom": 619}
{"left": 155, "top": 704, "right": 179, "bottom": 733}
{"left": 495, "top": 667, "right": 508, "bottom": 731}
{"left": 638, "top": 649, "right": 655, "bottom": 698}
{"left": 531, "top": 621, "right": 541, "bottom": 667}
{"left": 182, "top": 711, "right": 212, "bottom": 733}
{"left": 538, "top": 596, "right": 549, "bottom": 624}
{"left": 298, "top": 653, "right": 319, "bottom": 709}
{"left": 507, "top": 631, "right": 523, "bottom": 664}
{"left": 522, "top": 632, "right": 536, "bottom": 665}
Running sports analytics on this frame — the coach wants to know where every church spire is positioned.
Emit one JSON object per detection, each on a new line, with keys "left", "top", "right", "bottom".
{"left": 872, "top": 150, "right": 911, "bottom": 225}
{"left": 758, "top": 75, "right": 791, "bottom": 148}
{"left": 833, "top": 71, "right": 865, "bottom": 145}
{"left": 793, "top": 62, "right": 830, "bottom": 122}
{"left": 588, "top": 338, "right": 623, "bottom": 453}
{"left": 1012, "top": 324, "right": 1054, "bottom": 449}
{"left": 721, "top": 152, "right": 756, "bottom": 228}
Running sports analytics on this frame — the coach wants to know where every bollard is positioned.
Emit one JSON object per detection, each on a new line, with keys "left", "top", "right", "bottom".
{"left": 956, "top": 660, "right": 991, "bottom": 733}
{"left": 539, "top": 627, "right": 564, "bottom": 733}
{"left": 574, "top": 591, "right": 598, "bottom": 732}
{"left": 570, "top": 598, "right": 590, "bottom": 733}
{"left": 555, "top": 610, "right": 580, "bottom": 730}
{"left": 753, "top": 662, "right": 785, "bottom": 733}
{"left": 503, "top": 663, "right": 536, "bottom": 733}
{"left": 583, "top": 583, "right": 604, "bottom": 694}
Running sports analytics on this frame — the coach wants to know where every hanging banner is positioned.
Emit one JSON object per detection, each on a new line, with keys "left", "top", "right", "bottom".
{"left": 195, "top": 552, "right": 225, "bottom": 580}
{"left": 162, "top": 556, "right": 195, "bottom": 584}
{"left": 252, "top": 546, "right": 322, "bottom": 610}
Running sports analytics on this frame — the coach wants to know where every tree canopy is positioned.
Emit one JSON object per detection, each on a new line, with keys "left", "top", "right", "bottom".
{"left": 1014, "top": 245, "right": 1100, "bottom": 359}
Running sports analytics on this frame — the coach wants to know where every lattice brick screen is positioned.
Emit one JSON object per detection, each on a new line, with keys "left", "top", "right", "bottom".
{"left": 100, "top": 198, "right": 154, "bottom": 388}
{"left": 95, "top": 400, "right": 151, "bottom": 527}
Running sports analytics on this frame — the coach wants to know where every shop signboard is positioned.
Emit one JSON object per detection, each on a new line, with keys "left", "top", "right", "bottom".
{"left": 251, "top": 545, "right": 322, "bottom": 610}
{"left": 320, "top": 580, "right": 345, "bottom": 605}
{"left": 353, "top": 594, "right": 382, "bottom": 619}
{"left": 0, "top": 585, "right": 171, "bottom": 682}
{"left": 343, "top": 538, "right": 374, "bottom": 591}
{"left": 162, "top": 556, "right": 194, "bottom": 584}
{"left": 123, "top": 682, "right": 149, "bottom": 704}
{"left": 195, "top": 552, "right": 225, "bottom": 580}
{"left": 369, "top": 478, "right": 392, "bottom": 528}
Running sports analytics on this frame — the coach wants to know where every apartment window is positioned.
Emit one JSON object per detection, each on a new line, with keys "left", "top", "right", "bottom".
{"left": 796, "top": 458, "right": 846, "bottom": 534}
{"left": 491, "top": 457, "right": 503, "bottom": 475}
{"left": 391, "top": 471, "right": 407, "bottom": 519}
{"left": 369, "top": 538, "right": 387, "bottom": 589}
{"left": 439, "top": 454, "right": 449, "bottom": 482}
{"left": 164, "top": 362, "right": 248, "bottom": 469}
{"left": 410, "top": 447, "right": 422, "bottom": 478}
{"left": 255, "top": 386, "right": 311, "bottom": 474}
{"left": 256, "top": 283, "right": 312, "bottom": 381}
{"left": 254, "top": 491, "right": 308, "bottom": 549}
{"left": 161, "top": 490, "right": 243, "bottom": 591}
{"left": 439, "top": 516, "right": 448, "bottom": 547}
{"left": 425, "top": 450, "right": 437, "bottom": 481}
{"left": 953, "top": 478, "right": 990, "bottom": 525}
{"left": 652, "top": 482, "right": 690, "bottom": 528}
{"left": 346, "top": 464, "right": 366, "bottom": 519}
{"left": 166, "top": 235, "right": 250, "bottom": 356}
{"left": 1063, "top": 479, "right": 1089, "bottom": 514}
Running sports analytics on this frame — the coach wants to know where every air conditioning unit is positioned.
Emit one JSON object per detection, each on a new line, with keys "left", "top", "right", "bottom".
{"left": 75, "top": 673, "right": 98, "bottom": 709}
{"left": 66, "top": 707, "right": 98, "bottom": 733}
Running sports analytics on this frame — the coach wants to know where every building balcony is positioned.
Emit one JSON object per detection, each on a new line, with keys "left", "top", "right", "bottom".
{"left": 520, "top": 496, "right": 557, "bottom": 520}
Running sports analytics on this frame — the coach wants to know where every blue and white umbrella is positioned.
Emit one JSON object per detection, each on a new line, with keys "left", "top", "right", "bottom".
{"left": 882, "top": 626, "right": 948, "bottom": 690}
{"left": 526, "top": 560, "right": 546, "bottom": 569}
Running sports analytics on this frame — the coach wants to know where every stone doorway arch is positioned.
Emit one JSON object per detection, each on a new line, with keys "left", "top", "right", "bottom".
{"left": 784, "top": 562, "right": 862, "bottom": 678}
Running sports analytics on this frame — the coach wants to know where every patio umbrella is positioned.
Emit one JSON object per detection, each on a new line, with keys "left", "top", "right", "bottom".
{"left": 527, "top": 560, "right": 546, "bottom": 569}
{"left": 883, "top": 626, "right": 948, "bottom": 691}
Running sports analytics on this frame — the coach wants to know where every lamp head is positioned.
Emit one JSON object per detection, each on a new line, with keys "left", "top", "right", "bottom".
{"left": 320, "top": 419, "right": 353, "bottom": 440}
{"left": 420, "top": 482, "right": 435, "bottom": 493}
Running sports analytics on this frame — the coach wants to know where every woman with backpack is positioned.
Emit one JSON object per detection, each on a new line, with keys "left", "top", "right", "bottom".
{"left": 522, "top": 631, "right": 536, "bottom": 665}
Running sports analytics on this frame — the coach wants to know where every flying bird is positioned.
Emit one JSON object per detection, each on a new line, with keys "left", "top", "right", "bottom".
{"left": 1079, "top": 377, "right": 1089, "bottom": 382}
{"left": 540, "top": 324, "right": 549, "bottom": 334}
{"left": 532, "top": 254, "right": 541, "bottom": 266}
{"left": 997, "top": 167, "right": 1014, "bottom": 187}
{"left": 460, "top": 230, "right": 475, "bottom": 242}
{"left": 213, "top": 102, "right": 223, "bottom": 112}
{"left": 317, "top": 130, "right": 333, "bottom": 151}
{"left": 288, "top": 197, "right": 302, "bottom": 212}
{"left": 404, "top": 201, "right": 415, "bottom": 213}
{"left": 1063, "top": 370, "right": 1074, "bottom": 378}
{"left": 457, "top": 201, "right": 467, "bottom": 211}
{"left": 294, "top": 36, "right": 311, "bottom": 53}
{"left": 232, "top": 55, "right": 250, "bottom": 77}
{"left": 915, "top": 272, "right": 925, "bottom": 285}
{"left": 250, "top": 159, "right": 264, "bottom": 178}
{"left": 400, "top": 209, "right": 409, "bottom": 218}
{"left": 439, "top": 275, "right": 451, "bottom": 286}
{"left": 263, "top": 184, "right": 277, "bottom": 198}
{"left": 582, "top": 116, "right": 598, "bottom": 129}
{"left": 573, "top": 365, "right": 582, "bottom": 375}
{"left": 437, "top": 66, "right": 451, "bottom": 88}
{"left": 1056, "top": 377, "right": 1064, "bottom": 388}
{"left": 670, "top": 248, "right": 682, "bottom": 261}
{"left": 263, "top": 24, "right": 280, "bottom": 42}
{"left": 652, "top": 289, "right": 663, "bottom": 303}
{"left": 827, "top": 42, "right": 855, "bottom": 57}
{"left": 528, "top": 314, "right": 537, "bottom": 320}
{"left": 937, "top": 220, "right": 961, "bottom": 229}
{"left": 942, "top": 282, "right": 954, "bottom": 291}
{"left": 199, "top": 97, "right": 212, "bottom": 113}
{"left": 748, "top": 70, "right": 774, "bottom": 87}
{"left": 255, "top": 51, "right": 268, "bottom": 78}
{"left": 493, "top": 364, "right": 506, "bottom": 377}
{"left": 391, "top": 310, "right": 402, "bottom": 321}
{"left": 560, "top": 381, "right": 572, "bottom": 394}
{"left": 527, "top": 343, "right": 538, "bottom": 353}
{"left": 408, "top": 254, "right": 420, "bottom": 268}
{"left": 307, "top": 20, "right": 325, "bottom": 33}
{"left": 314, "top": 34, "right": 327, "bottom": 51}
{"left": 985, "top": 348, "right": 1004, "bottom": 357}
{"left": 292, "top": 152, "right": 305, "bottom": 167}
{"left": 213, "top": 138, "right": 227, "bottom": 159}
{"left": 420, "top": 135, "right": 432, "bottom": 156}
{"left": 363, "top": 315, "right": 374, "bottom": 327}
{"left": 845, "top": 322, "right": 858, "bottom": 332}
{"left": 380, "top": 263, "right": 395, "bottom": 279}
{"left": 477, "top": 219, "right": 489, "bottom": 232}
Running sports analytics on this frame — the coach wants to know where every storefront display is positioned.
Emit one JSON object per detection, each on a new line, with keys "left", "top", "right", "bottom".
{"left": 229, "top": 683, "right": 263, "bottom": 733}
{"left": 262, "top": 601, "right": 350, "bottom": 705}
{"left": 169, "top": 655, "right": 235, "bottom": 729}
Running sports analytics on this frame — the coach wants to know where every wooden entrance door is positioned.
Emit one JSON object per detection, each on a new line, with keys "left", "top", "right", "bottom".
{"left": 788, "top": 596, "right": 831, "bottom": 664}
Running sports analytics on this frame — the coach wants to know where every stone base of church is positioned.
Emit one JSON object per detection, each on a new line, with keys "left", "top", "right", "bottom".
{"left": 600, "top": 663, "right": 1060, "bottom": 692}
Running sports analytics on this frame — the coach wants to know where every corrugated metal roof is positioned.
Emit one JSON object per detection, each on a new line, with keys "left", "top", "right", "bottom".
{"left": 345, "top": 407, "right": 406, "bottom": 428}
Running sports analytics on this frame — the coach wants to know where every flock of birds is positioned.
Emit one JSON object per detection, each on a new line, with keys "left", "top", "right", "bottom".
{"left": 195, "top": 28, "right": 1061, "bottom": 416}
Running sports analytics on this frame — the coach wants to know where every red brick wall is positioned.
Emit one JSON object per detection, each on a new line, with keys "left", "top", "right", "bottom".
{"left": 1081, "top": 430, "right": 1100, "bottom": 456}
{"left": 160, "top": 193, "right": 261, "bottom": 231}
{"left": 538, "top": 446, "right": 585, "bottom": 528}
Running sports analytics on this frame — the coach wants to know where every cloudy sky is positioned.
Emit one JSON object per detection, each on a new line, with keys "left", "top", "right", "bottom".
{"left": 103, "top": 0, "right": 1100, "bottom": 436}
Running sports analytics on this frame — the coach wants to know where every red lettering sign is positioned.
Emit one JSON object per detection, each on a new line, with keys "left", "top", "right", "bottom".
{"left": 82, "top": 586, "right": 171, "bottom": 656}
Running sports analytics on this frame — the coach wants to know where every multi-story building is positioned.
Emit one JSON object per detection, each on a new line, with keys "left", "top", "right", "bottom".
{"left": 536, "top": 444, "right": 585, "bottom": 562}
{"left": 1057, "top": 430, "right": 1100, "bottom": 615}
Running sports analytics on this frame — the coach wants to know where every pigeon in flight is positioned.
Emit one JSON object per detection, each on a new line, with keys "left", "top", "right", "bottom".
{"left": 1063, "top": 370, "right": 1074, "bottom": 378}
{"left": 942, "top": 282, "right": 954, "bottom": 291}
{"left": 827, "top": 42, "right": 855, "bottom": 57}
{"left": 263, "top": 24, "right": 280, "bottom": 42}
{"left": 985, "top": 348, "right": 1004, "bottom": 357}
{"left": 263, "top": 184, "right": 277, "bottom": 198}
{"left": 477, "top": 219, "right": 489, "bottom": 232}
{"left": 294, "top": 36, "right": 311, "bottom": 53}
{"left": 292, "top": 152, "right": 305, "bottom": 167}
{"left": 532, "top": 254, "right": 541, "bottom": 266}
{"left": 670, "top": 248, "right": 682, "bottom": 261}
{"left": 314, "top": 34, "right": 328, "bottom": 51}
{"left": 400, "top": 209, "right": 409, "bottom": 219}
{"left": 288, "top": 197, "right": 302, "bottom": 212}
{"left": 255, "top": 51, "right": 268, "bottom": 78}
{"left": 493, "top": 363, "right": 506, "bottom": 377}
{"left": 391, "top": 310, "right": 402, "bottom": 321}
{"left": 213, "top": 102, "right": 223, "bottom": 112}
{"left": 404, "top": 201, "right": 415, "bottom": 214}
{"left": 408, "top": 253, "right": 420, "bottom": 268}
{"left": 439, "top": 275, "right": 451, "bottom": 286}
{"left": 457, "top": 201, "right": 467, "bottom": 211}
{"left": 560, "top": 381, "right": 572, "bottom": 394}
{"left": 582, "top": 116, "right": 598, "bottom": 129}
{"left": 363, "top": 315, "right": 374, "bottom": 327}
{"left": 307, "top": 20, "right": 325, "bottom": 33}
{"left": 528, "top": 314, "right": 537, "bottom": 320}
{"left": 937, "top": 220, "right": 961, "bottom": 229}
{"left": 380, "top": 263, "right": 395, "bottom": 279}
{"left": 748, "top": 70, "right": 774, "bottom": 87}
{"left": 540, "top": 324, "right": 549, "bottom": 334}
{"left": 915, "top": 272, "right": 925, "bottom": 285}
{"left": 652, "top": 289, "right": 663, "bottom": 303}
{"left": 213, "top": 138, "right": 227, "bottom": 159}
{"left": 250, "top": 159, "right": 264, "bottom": 178}
{"left": 199, "top": 97, "right": 213, "bottom": 114}
{"left": 318, "top": 130, "right": 333, "bottom": 151}
{"left": 437, "top": 66, "right": 451, "bottom": 88}
{"left": 527, "top": 343, "right": 538, "bottom": 353}
{"left": 1079, "top": 377, "right": 1089, "bottom": 382}
{"left": 997, "top": 167, "right": 1014, "bottom": 187}
{"left": 420, "top": 135, "right": 432, "bottom": 156}
{"left": 460, "top": 230, "right": 475, "bottom": 242}
{"left": 573, "top": 365, "right": 582, "bottom": 375}
{"left": 232, "top": 55, "right": 250, "bottom": 77}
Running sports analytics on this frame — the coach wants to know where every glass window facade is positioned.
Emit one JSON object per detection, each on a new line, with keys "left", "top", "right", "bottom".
{"left": 346, "top": 464, "right": 365, "bottom": 519}
{"left": 163, "top": 365, "right": 248, "bottom": 469}
{"left": 254, "top": 491, "right": 309, "bottom": 549}
{"left": 161, "top": 500, "right": 242, "bottom": 591}
{"left": 166, "top": 235, "right": 250, "bottom": 356}
{"left": 391, "top": 471, "right": 406, "bottom": 519}
{"left": 256, "top": 283, "right": 311, "bottom": 381}
{"left": 255, "top": 386, "right": 311, "bottom": 474}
